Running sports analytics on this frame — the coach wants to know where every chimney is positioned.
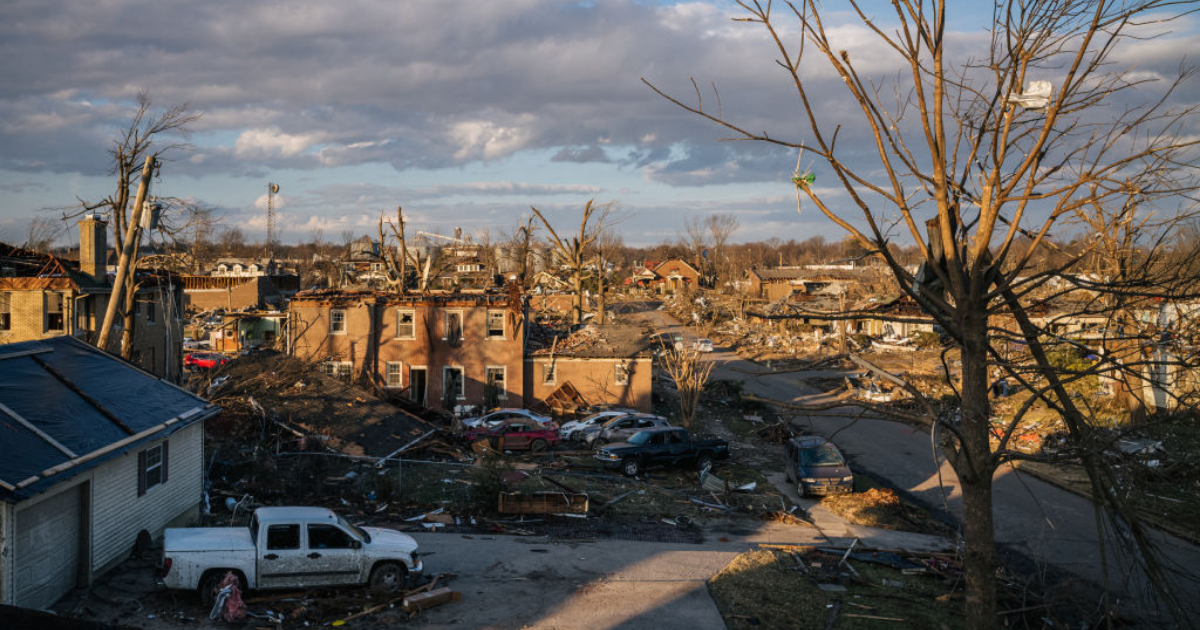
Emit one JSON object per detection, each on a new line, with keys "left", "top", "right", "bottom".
{"left": 80, "top": 214, "right": 108, "bottom": 282}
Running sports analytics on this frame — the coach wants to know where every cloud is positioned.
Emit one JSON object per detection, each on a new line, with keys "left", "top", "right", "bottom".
{"left": 0, "top": 180, "right": 49, "bottom": 193}
{"left": 552, "top": 145, "right": 611, "bottom": 163}
{"left": 235, "top": 128, "right": 319, "bottom": 159}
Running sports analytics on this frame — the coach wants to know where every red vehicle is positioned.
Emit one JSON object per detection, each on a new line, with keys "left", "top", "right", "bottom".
{"left": 462, "top": 418, "right": 560, "bottom": 452}
{"left": 184, "top": 352, "right": 230, "bottom": 370}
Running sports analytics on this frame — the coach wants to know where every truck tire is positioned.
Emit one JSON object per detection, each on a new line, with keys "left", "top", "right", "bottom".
{"left": 622, "top": 457, "right": 641, "bottom": 477}
{"left": 696, "top": 453, "right": 714, "bottom": 471}
{"left": 796, "top": 482, "right": 808, "bottom": 499}
{"left": 529, "top": 439, "right": 548, "bottom": 453}
{"left": 369, "top": 562, "right": 407, "bottom": 594}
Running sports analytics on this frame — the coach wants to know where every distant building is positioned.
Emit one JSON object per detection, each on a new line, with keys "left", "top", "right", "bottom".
{"left": 0, "top": 216, "right": 183, "bottom": 379}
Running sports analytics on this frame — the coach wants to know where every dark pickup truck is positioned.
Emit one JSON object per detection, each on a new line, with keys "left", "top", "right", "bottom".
{"left": 594, "top": 427, "right": 729, "bottom": 476}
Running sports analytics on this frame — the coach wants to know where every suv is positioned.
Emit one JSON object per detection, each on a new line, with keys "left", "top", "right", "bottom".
{"left": 784, "top": 436, "right": 854, "bottom": 497}
{"left": 559, "top": 409, "right": 637, "bottom": 443}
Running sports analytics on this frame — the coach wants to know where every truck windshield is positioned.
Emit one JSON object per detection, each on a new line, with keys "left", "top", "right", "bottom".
{"left": 337, "top": 514, "right": 371, "bottom": 543}
{"left": 627, "top": 431, "right": 654, "bottom": 445}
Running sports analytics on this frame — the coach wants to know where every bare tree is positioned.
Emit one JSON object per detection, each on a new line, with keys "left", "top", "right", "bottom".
{"left": 659, "top": 342, "right": 715, "bottom": 430}
{"left": 647, "top": 1, "right": 1200, "bottom": 627}
{"left": 23, "top": 217, "right": 60, "bottom": 253}
{"left": 706, "top": 214, "right": 739, "bottom": 291}
{"left": 531, "top": 200, "right": 612, "bottom": 325}
{"left": 593, "top": 229, "right": 624, "bottom": 325}
{"left": 508, "top": 215, "right": 540, "bottom": 289}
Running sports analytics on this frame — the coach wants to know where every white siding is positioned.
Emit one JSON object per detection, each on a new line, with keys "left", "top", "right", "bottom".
{"left": 90, "top": 421, "right": 204, "bottom": 574}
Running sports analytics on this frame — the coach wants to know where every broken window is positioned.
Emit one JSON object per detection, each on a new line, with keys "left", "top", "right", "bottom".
{"left": 443, "top": 366, "right": 465, "bottom": 401}
{"left": 330, "top": 308, "right": 346, "bottom": 334}
{"left": 444, "top": 311, "right": 463, "bottom": 344}
{"left": 386, "top": 362, "right": 403, "bottom": 388}
{"left": 145, "top": 299, "right": 156, "bottom": 324}
{"left": 542, "top": 363, "right": 557, "bottom": 385}
{"left": 396, "top": 309, "right": 415, "bottom": 339}
{"left": 614, "top": 363, "right": 629, "bottom": 385}
{"left": 137, "top": 441, "right": 168, "bottom": 496}
{"left": 308, "top": 524, "right": 354, "bottom": 549}
{"left": 485, "top": 366, "right": 507, "bottom": 405}
{"left": 321, "top": 361, "right": 353, "bottom": 381}
{"left": 486, "top": 310, "right": 505, "bottom": 339}
{"left": 46, "top": 292, "right": 64, "bottom": 332}
{"left": 0, "top": 292, "right": 10, "bottom": 331}
{"left": 267, "top": 524, "right": 300, "bottom": 550}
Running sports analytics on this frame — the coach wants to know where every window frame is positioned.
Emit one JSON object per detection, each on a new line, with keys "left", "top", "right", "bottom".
{"left": 443, "top": 309, "right": 464, "bottom": 341}
{"left": 443, "top": 365, "right": 466, "bottom": 400}
{"left": 45, "top": 291, "right": 65, "bottom": 332}
{"left": 485, "top": 365, "right": 507, "bottom": 400}
{"left": 542, "top": 362, "right": 557, "bottom": 386}
{"left": 385, "top": 361, "right": 404, "bottom": 388}
{"left": 486, "top": 310, "right": 506, "bottom": 339}
{"left": 321, "top": 360, "right": 353, "bottom": 381}
{"left": 329, "top": 308, "right": 347, "bottom": 335}
{"left": 395, "top": 309, "right": 416, "bottom": 339}
{"left": 614, "top": 363, "right": 629, "bottom": 385}
{"left": 137, "top": 441, "right": 169, "bottom": 497}
{"left": 0, "top": 291, "right": 11, "bottom": 331}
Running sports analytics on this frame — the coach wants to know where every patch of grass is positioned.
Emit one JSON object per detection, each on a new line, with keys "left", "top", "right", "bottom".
{"left": 709, "top": 549, "right": 961, "bottom": 630}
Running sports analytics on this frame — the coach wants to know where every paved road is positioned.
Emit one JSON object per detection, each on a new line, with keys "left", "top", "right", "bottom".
{"left": 634, "top": 303, "right": 1200, "bottom": 627}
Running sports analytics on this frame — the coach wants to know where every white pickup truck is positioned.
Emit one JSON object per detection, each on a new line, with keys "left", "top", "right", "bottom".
{"left": 160, "top": 506, "right": 423, "bottom": 604}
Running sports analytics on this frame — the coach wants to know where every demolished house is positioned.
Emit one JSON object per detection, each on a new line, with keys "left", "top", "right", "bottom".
{"left": 0, "top": 216, "right": 184, "bottom": 379}
{"left": 287, "top": 288, "right": 527, "bottom": 411}
{"left": 0, "top": 336, "right": 219, "bottom": 609}
{"left": 526, "top": 324, "right": 654, "bottom": 414}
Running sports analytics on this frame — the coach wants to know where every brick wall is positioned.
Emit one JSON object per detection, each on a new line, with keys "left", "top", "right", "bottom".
{"left": 524, "top": 356, "right": 652, "bottom": 413}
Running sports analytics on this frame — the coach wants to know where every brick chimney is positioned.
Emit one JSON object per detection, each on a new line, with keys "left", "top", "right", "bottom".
{"left": 79, "top": 214, "right": 108, "bottom": 282}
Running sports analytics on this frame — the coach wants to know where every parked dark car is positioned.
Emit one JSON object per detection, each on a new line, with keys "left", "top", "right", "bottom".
{"left": 595, "top": 427, "right": 729, "bottom": 477}
{"left": 784, "top": 436, "right": 854, "bottom": 497}
{"left": 184, "top": 352, "right": 230, "bottom": 370}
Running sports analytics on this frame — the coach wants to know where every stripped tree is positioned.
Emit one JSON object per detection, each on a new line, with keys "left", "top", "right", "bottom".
{"left": 647, "top": 1, "right": 1199, "bottom": 627}
{"left": 531, "top": 200, "right": 612, "bottom": 325}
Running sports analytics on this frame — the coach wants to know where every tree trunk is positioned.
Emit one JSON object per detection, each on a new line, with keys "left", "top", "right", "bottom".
{"left": 597, "top": 270, "right": 607, "bottom": 325}
{"left": 957, "top": 316, "right": 998, "bottom": 629}
{"left": 572, "top": 271, "right": 583, "bottom": 325}
{"left": 120, "top": 286, "right": 137, "bottom": 361}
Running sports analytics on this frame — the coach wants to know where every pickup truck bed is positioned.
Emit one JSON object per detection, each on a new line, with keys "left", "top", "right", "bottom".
{"left": 165, "top": 527, "right": 255, "bottom": 553}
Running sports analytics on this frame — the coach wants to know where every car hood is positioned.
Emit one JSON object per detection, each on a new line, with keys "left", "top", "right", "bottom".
{"left": 362, "top": 527, "right": 419, "bottom": 553}
{"left": 560, "top": 420, "right": 589, "bottom": 432}
{"left": 799, "top": 465, "right": 852, "bottom": 479}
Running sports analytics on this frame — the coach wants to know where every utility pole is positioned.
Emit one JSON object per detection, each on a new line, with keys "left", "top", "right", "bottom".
{"left": 97, "top": 155, "right": 156, "bottom": 352}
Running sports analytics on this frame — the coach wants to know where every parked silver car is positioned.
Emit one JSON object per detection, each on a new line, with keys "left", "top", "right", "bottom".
{"left": 583, "top": 414, "right": 671, "bottom": 446}
{"left": 559, "top": 409, "right": 638, "bottom": 443}
{"left": 460, "top": 408, "right": 553, "bottom": 430}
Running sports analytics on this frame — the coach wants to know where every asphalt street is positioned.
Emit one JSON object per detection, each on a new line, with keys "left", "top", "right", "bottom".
{"left": 633, "top": 302, "right": 1200, "bottom": 627}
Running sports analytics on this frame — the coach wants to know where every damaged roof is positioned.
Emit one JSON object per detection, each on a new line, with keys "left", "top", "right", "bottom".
{"left": 0, "top": 336, "right": 220, "bottom": 502}
{"left": 528, "top": 324, "right": 653, "bottom": 358}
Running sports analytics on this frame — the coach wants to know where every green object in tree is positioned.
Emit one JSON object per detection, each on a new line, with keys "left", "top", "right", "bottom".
{"left": 792, "top": 172, "right": 816, "bottom": 186}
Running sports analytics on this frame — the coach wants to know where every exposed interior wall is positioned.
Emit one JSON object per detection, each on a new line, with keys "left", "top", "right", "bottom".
{"left": 524, "top": 357, "right": 652, "bottom": 413}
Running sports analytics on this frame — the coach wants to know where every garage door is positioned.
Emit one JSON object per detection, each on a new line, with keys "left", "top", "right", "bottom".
{"left": 14, "top": 484, "right": 83, "bottom": 609}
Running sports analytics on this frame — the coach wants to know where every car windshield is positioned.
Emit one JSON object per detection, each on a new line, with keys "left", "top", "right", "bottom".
{"left": 799, "top": 446, "right": 846, "bottom": 467}
{"left": 627, "top": 431, "right": 654, "bottom": 445}
{"left": 337, "top": 514, "right": 370, "bottom": 543}
{"left": 601, "top": 416, "right": 629, "bottom": 428}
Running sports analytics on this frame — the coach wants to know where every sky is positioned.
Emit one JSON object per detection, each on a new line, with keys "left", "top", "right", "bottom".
{"left": 0, "top": 0, "right": 1196, "bottom": 248}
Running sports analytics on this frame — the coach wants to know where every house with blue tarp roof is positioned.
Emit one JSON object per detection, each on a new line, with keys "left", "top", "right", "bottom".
{"left": 0, "top": 336, "right": 219, "bottom": 610}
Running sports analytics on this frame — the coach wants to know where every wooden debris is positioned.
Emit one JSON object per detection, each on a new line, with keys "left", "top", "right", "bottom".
{"left": 402, "top": 587, "right": 462, "bottom": 614}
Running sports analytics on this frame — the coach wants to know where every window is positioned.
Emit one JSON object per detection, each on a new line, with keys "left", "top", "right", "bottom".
{"left": 486, "top": 310, "right": 505, "bottom": 339}
{"left": 444, "top": 311, "right": 463, "bottom": 342}
{"left": 0, "top": 292, "right": 10, "bottom": 331}
{"left": 443, "top": 366, "right": 465, "bottom": 400}
{"left": 485, "top": 366, "right": 507, "bottom": 404}
{"left": 267, "top": 524, "right": 300, "bottom": 550}
{"left": 137, "top": 441, "right": 168, "bottom": 496}
{"left": 321, "top": 361, "right": 353, "bottom": 381}
{"left": 145, "top": 300, "right": 156, "bottom": 324}
{"left": 395, "top": 310, "right": 415, "bottom": 339}
{"left": 46, "top": 292, "right": 64, "bottom": 332}
{"left": 542, "top": 363, "right": 557, "bottom": 385}
{"left": 308, "top": 524, "right": 355, "bottom": 549}
{"left": 330, "top": 308, "right": 346, "bottom": 334}
{"left": 386, "top": 361, "right": 404, "bottom": 388}
{"left": 614, "top": 363, "right": 629, "bottom": 385}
